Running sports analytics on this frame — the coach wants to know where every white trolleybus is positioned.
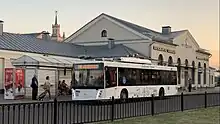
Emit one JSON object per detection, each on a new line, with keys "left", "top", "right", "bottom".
{"left": 71, "top": 57, "right": 178, "bottom": 100}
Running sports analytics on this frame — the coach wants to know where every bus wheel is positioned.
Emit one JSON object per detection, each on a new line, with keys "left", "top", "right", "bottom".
{"left": 120, "top": 89, "right": 128, "bottom": 102}
{"left": 159, "top": 88, "right": 165, "bottom": 100}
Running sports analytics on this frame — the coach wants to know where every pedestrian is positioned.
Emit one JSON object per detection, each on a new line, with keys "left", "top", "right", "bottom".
{"left": 31, "top": 74, "right": 38, "bottom": 100}
{"left": 43, "top": 76, "right": 51, "bottom": 99}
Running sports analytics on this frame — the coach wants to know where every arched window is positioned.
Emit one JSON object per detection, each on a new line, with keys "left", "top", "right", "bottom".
{"left": 158, "top": 54, "right": 163, "bottom": 65}
{"left": 185, "top": 59, "right": 188, "bottom": 67}
{"left": 168, "top": 56, "right": 173, "bottom": 66}
{"left": 192, "top": 61, "right": 195, "bottom": 67}
{"left": 204, "top": 63, "right": 206, "bottom": 85}
{"left": 101, "top": 30, "right": 107, "bottom": 37}
{"left": 177, "top": 58, "right": 181, "bottom": 66}
{"left": 192, "top": 61, "right": 195, "bottom": 84}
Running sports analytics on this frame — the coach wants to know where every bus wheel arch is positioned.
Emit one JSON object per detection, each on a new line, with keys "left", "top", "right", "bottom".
{"left": 120, "top": 88, "right": 128, "bottom": 99}
{"left": 159, "top": 87, "right": 165, "bottom": 99}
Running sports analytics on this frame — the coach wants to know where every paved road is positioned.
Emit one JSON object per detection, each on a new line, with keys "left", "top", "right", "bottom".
{"left": 0, "top": 93, "right": 219, "bottom": 124}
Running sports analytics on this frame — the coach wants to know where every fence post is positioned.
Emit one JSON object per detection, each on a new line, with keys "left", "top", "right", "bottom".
{"left": 205, "top": 91, "right": 207, "bottom": 108}
{"left": 54, "top": 98, "right": 58, "bottom": 124}
{"left": 181, "top": 92, "right": 184, "bottom": 111}
{"left": 111, "top": 96, "right": 115, "bottom": 122}
{"left": 151, "top": 94, "right": 154, "bottom": 116}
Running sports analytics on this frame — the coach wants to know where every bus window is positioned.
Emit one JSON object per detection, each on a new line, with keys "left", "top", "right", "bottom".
{"left": 105, "top": 67, "right": 117, "bottom": 88}
{"left": 143, "top": 70, "right": 151, "bottom": 85}
{"left": 118, "top": 68, "right": 125, "bottom": 86}
{"left": 163, "top": 71, "right": 169, "bottom": 85}
{"left": 151, "top": 70, "right": 157, "bottom": 85}
{"left": 159, "top": 71, "right": 164, "bottom": 85}
{"left": 157, "top": 70, "right": 162, "bottom": 85}
{"left": 131, "top": 69, "right": 137, "bottom": 85}
{"left": 135, "top": 69, "right": 142, "bottom": 85}
{"left": 140, "top": 70, "right": 145, "bottom": 84}
{"left": 118, "top": 68, "right": 132, "bottom": 86}
{"left": 171, "top": 71, "right": 177, "bottom": 85}
{"left": 168, "top": 71, "right": 172, "bottom": 84}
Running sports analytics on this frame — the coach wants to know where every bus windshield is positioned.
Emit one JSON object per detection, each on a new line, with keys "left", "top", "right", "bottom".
{"left": 72, "top": 63, "right": 104, "bottom": 89}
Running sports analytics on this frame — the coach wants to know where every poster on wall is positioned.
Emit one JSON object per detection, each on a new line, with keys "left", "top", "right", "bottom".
{"left": 14, "top": 68, "right": 25, "bottom": 99}
{"left": 4, "top": 68, "right": 14, "bottom": 99}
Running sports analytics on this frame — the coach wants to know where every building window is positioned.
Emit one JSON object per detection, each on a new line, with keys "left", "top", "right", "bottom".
{"left": 204, "top": 63, "right": 206, "bottom": 84}
{"left": 101, "top": 30, "right": 107, "bottom": 37}
{"left": 158, "top": 54, "right": 163, "bottom": 65}
{"left": 177, "top": 58, "right": 181, "bottom": 84}
{"left": 168, "top": 56, "right": 173, "bottom": 66}
{"left": 198, "top": 62, "right": 201, "bottom": 84}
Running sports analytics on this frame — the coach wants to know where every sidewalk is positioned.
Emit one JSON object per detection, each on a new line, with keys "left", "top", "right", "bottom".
{"left": 0, "top": 94, "right": 72, "bottom": 104}
{"left": 177, "top": 87, "right": 220, "bottom": 95}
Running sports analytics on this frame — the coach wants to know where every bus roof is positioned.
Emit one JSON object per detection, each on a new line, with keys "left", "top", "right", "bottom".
{"left": 74, "top": 59, "right": 177, "bottom": 71}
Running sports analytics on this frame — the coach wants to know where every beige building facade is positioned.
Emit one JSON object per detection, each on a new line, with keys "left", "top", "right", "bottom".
{"left": 65, "top": 13, "right": 214, "bottom": 88}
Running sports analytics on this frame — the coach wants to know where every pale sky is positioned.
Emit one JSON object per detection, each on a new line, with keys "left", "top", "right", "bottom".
{"left": 0, "top": 0, "right": 219, "bottom": 67}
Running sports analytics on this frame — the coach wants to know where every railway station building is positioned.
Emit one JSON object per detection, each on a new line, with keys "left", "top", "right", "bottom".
{"left": 64, "top": 13, "right": 215, "bottom": 88}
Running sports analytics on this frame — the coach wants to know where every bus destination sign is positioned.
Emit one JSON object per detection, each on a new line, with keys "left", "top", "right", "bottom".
{"left": 75, "top": 64, "right": 102, "bottom": 70}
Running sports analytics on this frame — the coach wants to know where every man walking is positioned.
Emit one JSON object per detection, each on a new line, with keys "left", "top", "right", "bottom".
{"left": 31, "top": 74, "right": 38, "bottom": 100}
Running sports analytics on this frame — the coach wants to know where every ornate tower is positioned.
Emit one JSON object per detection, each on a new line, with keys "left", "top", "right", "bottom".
{"left": 51, "top": 11, "right": 63, "bottom": 42}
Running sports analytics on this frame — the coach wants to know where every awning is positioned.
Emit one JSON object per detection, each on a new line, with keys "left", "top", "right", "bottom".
{"left": 11, "top": 55, "right": 91, "bottom": 68}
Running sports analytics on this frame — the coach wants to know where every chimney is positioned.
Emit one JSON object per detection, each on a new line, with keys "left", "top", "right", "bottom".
{"left": 162, "top": 26, "right": 171, "bottom": 35}
{"left": 42, "top": 31, "right": 50, "bottom": 41}
{"left": 108, "top": 38, "right": 115, "bottom": 49}
{"left": 0, "top": 20, "right": 3, "bottom": 35}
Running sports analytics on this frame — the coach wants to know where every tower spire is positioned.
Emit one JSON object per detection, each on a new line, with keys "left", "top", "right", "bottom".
{"left": 55, "top": 11, "right": 58, "bottom": 25}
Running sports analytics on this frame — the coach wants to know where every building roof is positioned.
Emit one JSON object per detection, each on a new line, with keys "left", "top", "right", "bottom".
{"left": 12, "top": 55, "right": 91, "bottom": 68}
{"left": 22, "top": 31, "right": 50, "bottom": 38}
{"left": 196, "top": 49, "right": 211, "bottom": 55}
{"left": 0, "top": 32, "right": 82, "bottom": 57}
{"left": 65, "top": 13, "right": 187, "bottom": 44}
{"left": 103, "top": 13, "right": 187, "bottom": 41}
{"left": 22, "top": 32, "right": 42, "bottom": 37}
{"left": 81, "top": 44, "right": 146, "bottom": 58}
{"left": 0, "top": 32, "right": 143, "bottom": 58}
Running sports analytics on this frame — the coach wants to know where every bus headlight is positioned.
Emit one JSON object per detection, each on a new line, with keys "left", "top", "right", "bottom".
{"left": 97, "top": 90, "right": 103, "bottom": 98}
{"left": 72, "top": 89, "right": 75, "bottom": 99}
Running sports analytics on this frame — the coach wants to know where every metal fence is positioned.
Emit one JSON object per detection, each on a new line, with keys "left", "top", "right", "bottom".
{"left": 0, "top": 92, "right": 219, "bottom": 124}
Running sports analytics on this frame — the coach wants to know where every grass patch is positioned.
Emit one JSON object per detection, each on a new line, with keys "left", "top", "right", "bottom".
{"left": 97, "top": 106, "right": 220, "bottom": 124}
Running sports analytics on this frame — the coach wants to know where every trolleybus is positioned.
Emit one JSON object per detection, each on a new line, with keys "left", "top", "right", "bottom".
{"left": 71, "top": 57, "right": 178, "bottom": 100}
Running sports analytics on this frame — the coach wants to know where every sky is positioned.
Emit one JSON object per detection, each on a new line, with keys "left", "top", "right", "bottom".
{"left": 0, "top": 0, "right": 219, "bottom": 68}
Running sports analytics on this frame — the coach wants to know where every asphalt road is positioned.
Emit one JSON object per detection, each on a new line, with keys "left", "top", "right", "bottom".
{"left": 0, "top": 93, "right": 219, "bottom": 124}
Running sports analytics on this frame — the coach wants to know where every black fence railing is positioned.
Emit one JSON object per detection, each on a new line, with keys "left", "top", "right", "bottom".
{"left": 0, "top": 92, "right": 219, "bottom": 124}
